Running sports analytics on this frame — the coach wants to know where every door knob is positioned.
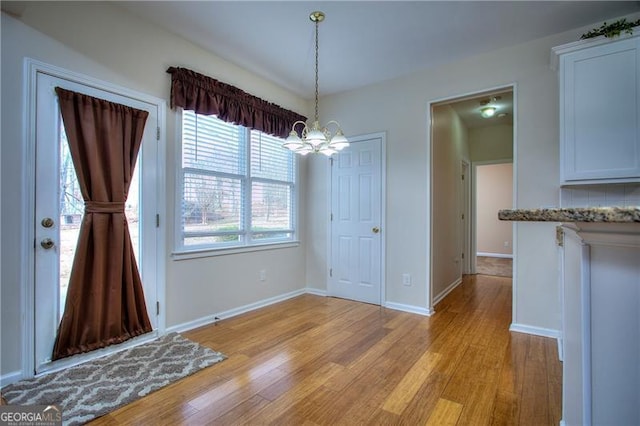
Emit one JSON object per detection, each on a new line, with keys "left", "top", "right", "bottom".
{"left": 372, "top": 227, "right": 380, "bottom": 234}
{"left": 41, "top": 217, "right": 55, "bottom": 228}
{"left": 40, "top": 238, "right": 55, "bottom": 249}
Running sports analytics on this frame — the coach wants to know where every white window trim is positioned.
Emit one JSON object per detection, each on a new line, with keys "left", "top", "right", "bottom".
{"left": 173, "top": 109, "right": 299, "bottom": 259}
{"left": 171, "top": 241, "right": 300, "bottom": 261}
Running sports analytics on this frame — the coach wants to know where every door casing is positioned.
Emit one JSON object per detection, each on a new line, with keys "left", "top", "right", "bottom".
{"left": 426, "top": 84, "right": 517, "bottom": 314}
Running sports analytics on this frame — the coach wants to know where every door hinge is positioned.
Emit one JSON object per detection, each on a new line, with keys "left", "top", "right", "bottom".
{"left": 330, "top": 213, "right": 333, "bottom": 221}
{"left": 462, "top": 253, "right": 465, "bottom": 259}
{"left": 329, "top": 268, "right": 333, "bottom": 277}
{"left": 156, "top": 127, "right": 160, "bottom": 141}
{"left": 156, "top": 214, "right": 160, "bottom": 228}
{"left": 556, "top": 226, "right": 564, "bottom": 247}
{"left": 461, "top": 213, "right": 464, "bottom": 220}
{"left": 461, "top": 174, "right": 465, "bottom": 180}
{"left": 330, "top": 158, "right": 334, "bottom": 166}
{"left": 156, "top": 301, "right": 160, "bottom": 315}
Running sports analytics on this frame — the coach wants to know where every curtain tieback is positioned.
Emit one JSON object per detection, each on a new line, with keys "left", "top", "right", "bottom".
{"left": 85, "top": 201, "right": 126, "bottom": 213}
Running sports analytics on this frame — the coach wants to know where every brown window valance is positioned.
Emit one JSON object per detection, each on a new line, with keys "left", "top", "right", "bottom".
{"left": 167, "top": 67, "right": 306, "bottom": 138}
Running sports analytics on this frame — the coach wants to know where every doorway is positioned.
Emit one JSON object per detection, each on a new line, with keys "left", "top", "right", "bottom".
{"left": 474, "top": 161, "right": 513, "bottom": 277}
{"left": 26, "top": 61, "right": 165, "bottom": 376}
{"left": 429, "top": 86, "right": 515, "bottom": 308}
{"left": 328, "top": 133, "right": 386, "bottom": 305}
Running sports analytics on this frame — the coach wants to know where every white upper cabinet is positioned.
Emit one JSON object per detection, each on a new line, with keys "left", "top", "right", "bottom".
{"left": 553, "top": 34, "right": 640, "bottom": 185}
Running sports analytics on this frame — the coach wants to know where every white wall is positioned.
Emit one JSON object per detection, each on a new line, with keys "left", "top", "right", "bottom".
{"left": 1, "top": 4, "right": 311, "bottom": 378}
{"left": 476, "top": 163, "right": 513, "bottom": 256}
{"left": 307, "top": 14, "right": 640, "bottom": 328}
{"left": 431, "top": 105, "right": 469, "bottom": 300}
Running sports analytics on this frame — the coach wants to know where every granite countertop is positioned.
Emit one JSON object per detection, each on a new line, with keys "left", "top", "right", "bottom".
{"left": 498, "top": 207, "right": 640, "bottom": 223}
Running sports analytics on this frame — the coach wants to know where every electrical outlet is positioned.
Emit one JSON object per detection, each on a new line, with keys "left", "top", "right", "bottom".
{"left": 259, "top": 269, "right": 266, "bottom": 282}
{"left": 402, "top": 273, "right": 412, "bottom": 286}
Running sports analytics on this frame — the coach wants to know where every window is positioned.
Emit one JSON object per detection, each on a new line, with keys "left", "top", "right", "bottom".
{"left": 178, "top": 110, "right": 297, "bottom": 251}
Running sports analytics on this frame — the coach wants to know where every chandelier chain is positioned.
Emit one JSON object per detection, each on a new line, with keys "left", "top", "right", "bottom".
{"left": 314, "top": 18, "right": 319, "bottom": 123}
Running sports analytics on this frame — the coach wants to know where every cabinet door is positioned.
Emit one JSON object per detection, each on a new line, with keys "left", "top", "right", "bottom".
{"left": 561, "top": 37, "right": 640, "bottom": 183}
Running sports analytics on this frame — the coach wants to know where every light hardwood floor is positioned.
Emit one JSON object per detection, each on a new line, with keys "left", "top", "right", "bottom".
{"left": 90, "top": 274, "right": 561, "bottom": 425}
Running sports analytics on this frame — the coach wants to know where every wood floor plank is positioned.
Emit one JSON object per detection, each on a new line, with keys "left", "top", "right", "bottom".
{"left": 545, "top": 337, "right": 563, "bottom": 426}
{"left": 382, "top": 350, "right": 442, "bottom": 415}
{"left": 425, "top": 398, "right": 464, "bottom": 426}
{"left": 519, "top": 336, "right": 553, "bottom": 425}
{"left": 335, "top": 326, "right": 440, "bottom": 425}
{"left": 455, "top": 359, "right": 503, "bottom": 425}
{"left": 249, "top": 362, "right": 344, "bottom": 424}
{"left": 187, "top": 351, "right": 293, "bottom": 410}
{"left": 182, "top": 368, "right": 287, "bottom": 424}
{"left": 441, "top": 344, "right": 486, "bottom": 403}
{"left": 397, "top": 370, "right": 450, "bottom": 424}
{"left": 86, "top": 275, "right": 562, "bottom": 425}
{"left": 200, "top": 394, "right": 270, "bottom": 426}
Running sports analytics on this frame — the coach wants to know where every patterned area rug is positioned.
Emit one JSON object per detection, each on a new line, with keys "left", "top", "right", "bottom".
{"left": 1, "top": 333, "right": 225, "bottom": 425}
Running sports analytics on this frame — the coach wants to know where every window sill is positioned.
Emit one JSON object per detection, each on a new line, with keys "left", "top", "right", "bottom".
{"left": 171, "top": 241, "right": 300, "bottom": 261}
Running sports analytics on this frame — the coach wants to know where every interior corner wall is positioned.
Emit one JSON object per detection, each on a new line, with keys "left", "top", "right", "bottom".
{"left": 431, "top": 105, "right": 470, "bottom": 300}
{"left": 1, "top": 5, "right": 310, "bottom": 378}
{"left": 304, "top": 156, "right": 330, "bottom": 292}
{"left": 476, "top": 163, "right": 514, "bottom": 256}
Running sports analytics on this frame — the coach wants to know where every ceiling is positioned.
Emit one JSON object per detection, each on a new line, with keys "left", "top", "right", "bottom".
{"left": 117, "top": 1, "right": 639, "bottom": 99}
{"left": 447, "top": 89, "right": 513, "bottom": 130}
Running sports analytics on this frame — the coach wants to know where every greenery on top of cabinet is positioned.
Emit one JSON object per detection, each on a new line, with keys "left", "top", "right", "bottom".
{"left": 581, "top": 18, "right": 640, "bottom": 40}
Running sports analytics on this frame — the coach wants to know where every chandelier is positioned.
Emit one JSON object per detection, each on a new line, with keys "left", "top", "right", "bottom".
{"left": 283, "top": 11, "right": 349, "bottom": 156}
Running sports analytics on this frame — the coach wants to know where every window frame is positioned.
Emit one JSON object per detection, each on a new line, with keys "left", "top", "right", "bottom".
{"left": 173, "top": 109, "right": 299, "bottom": 259}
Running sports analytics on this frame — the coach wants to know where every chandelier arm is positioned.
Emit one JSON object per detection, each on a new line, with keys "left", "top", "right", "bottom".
{"left": 291, "top": 120, "right": 308, "bottom": 132}
{"left": 324, "top": 120, "right": 344, "bottom": 131}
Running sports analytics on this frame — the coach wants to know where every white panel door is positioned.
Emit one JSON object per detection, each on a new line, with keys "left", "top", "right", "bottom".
{"left": 329, "top": 136, "right": 383, "bottom": 304}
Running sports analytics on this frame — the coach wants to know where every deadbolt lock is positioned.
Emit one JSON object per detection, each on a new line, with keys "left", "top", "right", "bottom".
{"left": 41, "top": 217, "right": 54, "bottom": 228}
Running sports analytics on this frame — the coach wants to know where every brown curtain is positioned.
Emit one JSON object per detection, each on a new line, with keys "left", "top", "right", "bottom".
{"left": 52, "top": 87, "right": 152, "bottom": 361}
{"left": 167, "top": 66, "right": 306, "bottom": 138}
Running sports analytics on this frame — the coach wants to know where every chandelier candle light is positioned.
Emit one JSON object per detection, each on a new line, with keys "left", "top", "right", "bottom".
{"left": 283, "top": 11, "right": 349, "bottom": 156}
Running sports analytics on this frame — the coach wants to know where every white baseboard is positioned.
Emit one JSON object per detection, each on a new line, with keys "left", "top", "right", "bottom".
{"left": 384, "top": 301, "right": 434, "bottom": 316}
{"left": 557, "top": 337, "right": 564, "bottom": 362}
{"left": 1, "top": 370, "right": 23, "bottom": 387}
{"left": 166, "top": 288, "right": 307, "bottom": 334}
{"left": 510, "top": 323, "right": 561, "bottom": 339}
{"left": 313, "top": 289, "right": 433, "bottom": 316}
{"left": 431, "top": 277, "right": 463, "bottom": 307}
{"left": 305, "top": 287, "right": 327, "bottom": 297}
{"left": 477, "top": 252, "right": 513, "bottom": 259}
